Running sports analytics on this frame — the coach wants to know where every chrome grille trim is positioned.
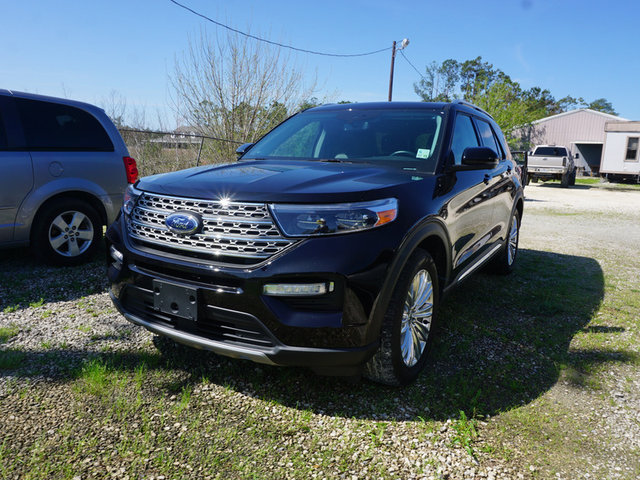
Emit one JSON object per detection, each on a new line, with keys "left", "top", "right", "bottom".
{"left": 128, "top": 193, "right": 297, "bottom": 262}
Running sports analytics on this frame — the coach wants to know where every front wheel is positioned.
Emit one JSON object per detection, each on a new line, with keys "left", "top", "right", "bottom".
{"left": 364, "top": 250, "right": 439, "bottom": 386}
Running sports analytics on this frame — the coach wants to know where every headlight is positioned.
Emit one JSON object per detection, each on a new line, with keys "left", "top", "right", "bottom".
{"left": 123, "top": 184, "right": 141, "bottom": 216}
{"left": 270, "top": 198, "right": 398, "bottom": 237}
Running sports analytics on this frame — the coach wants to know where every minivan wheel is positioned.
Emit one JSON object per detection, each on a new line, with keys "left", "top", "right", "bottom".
{"left": 364, "top": 249, "right": 439, "bottom": 386}
{"left": 33, "top": 199, "right": 102, "bottom": 266}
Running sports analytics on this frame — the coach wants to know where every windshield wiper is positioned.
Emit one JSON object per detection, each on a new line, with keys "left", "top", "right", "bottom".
{"left": 318, "top": 158, "right": 352, "bottom": 163}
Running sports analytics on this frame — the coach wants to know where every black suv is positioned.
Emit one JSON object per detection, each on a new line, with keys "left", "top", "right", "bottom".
{"left": 107, "top": 101, "right": 524, "bottom": 385}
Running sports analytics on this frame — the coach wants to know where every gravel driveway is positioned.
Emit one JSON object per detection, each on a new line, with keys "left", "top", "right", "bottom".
{"left": 1, "top": 181, "right": 639, "bottom": 479}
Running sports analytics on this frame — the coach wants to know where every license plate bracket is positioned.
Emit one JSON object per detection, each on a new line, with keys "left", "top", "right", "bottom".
{"left": 152, "top": 279, "right": 198, "bottom": 321}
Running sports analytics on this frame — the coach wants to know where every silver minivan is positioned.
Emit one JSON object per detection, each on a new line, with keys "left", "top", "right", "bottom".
{"left": 0, "top": 89, "right": 137, "bottom": 265}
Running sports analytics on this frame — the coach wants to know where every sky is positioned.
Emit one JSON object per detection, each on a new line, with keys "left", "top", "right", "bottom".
{"left": 3, "top": 0, "right": 639, "bottom": 129}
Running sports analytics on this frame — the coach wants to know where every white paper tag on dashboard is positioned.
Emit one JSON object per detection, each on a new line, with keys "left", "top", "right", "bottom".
{"left": 416, "top": 148, "right": 430, "bottom": 159}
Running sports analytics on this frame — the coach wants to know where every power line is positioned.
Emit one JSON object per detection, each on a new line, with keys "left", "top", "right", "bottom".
{"left": 399, "top": 50, "right": 427, "bottom": 82}
{"left": 169, "top": 0, "right": 392, "bottom": 58}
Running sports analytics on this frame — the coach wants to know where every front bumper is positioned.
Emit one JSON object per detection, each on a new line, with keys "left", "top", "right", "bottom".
{"left": 106, "top": 214, "right": 397, "bottom": 372}
{"left": 111, "top": 292, "right": 377, "bottom": 369}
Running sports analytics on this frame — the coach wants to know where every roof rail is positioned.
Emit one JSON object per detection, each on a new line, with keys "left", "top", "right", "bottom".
{"left": 453, "top": 100, "right": 493, "bottom": 119}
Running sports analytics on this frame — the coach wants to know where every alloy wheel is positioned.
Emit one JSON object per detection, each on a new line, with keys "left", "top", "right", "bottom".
{"left": 48, "top": 210, "right": 95, "bottom": 257}
{"left": 400, "top": 269, "right": 434, "bottom": 367}
{"left": 507, "top": 214, "right": 519, "bottom": 266}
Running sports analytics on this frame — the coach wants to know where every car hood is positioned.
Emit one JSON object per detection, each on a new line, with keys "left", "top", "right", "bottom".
{"left": 137, "top": 160, "right": 433, "bottom": 202}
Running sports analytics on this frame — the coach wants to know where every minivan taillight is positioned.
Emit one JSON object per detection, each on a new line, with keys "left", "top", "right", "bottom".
{"left": 123, "top": 156, "right": 139, "bottom": 184}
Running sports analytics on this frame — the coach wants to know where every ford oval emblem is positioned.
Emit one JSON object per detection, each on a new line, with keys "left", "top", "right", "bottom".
{"left": 165, "top": 211, "right": 202, "bottom": 236}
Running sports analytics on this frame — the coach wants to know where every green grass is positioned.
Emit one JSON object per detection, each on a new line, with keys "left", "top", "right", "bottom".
{"left": 0, "top": 324, "right": 20, "bottom": 344}
{"left": 575, "top": 177, "right": 602, "bottom": 185}
{"left": 29, "top": 298, "right": 45, "bottom": 308}
{"left": 451, "top": 411, "right": 479, "bottom": 459}
{"left": 0, "top": 350, "right": 27, "bottom": 370}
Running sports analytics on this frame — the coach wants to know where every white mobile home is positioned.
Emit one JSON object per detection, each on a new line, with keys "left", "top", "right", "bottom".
{"left": 601, "top": 122, "right": 640, "bottom": 182}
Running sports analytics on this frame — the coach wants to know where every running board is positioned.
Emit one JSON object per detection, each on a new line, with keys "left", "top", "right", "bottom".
{"left": 456, "top": 243, "right": 502, "bottom": 283}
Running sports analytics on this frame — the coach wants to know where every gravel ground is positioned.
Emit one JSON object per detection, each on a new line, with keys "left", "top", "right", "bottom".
{"left": 514, "top": 182, "right": 640, "bottom": 479}
{"left": 1, "top": 181, "right": 639, "bottom": 479}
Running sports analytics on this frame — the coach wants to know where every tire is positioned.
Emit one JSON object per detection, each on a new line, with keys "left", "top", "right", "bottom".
{"left": 489, "top": 211, "right": 520, "bottom": 275}
{"left": 560, "top": 171, "right": 570, "bottom": 188}
{"left": 32, "top": 198, "right": 102, "bottom": 266}
{"left": 364, "top": 250, "right": 439, "bottom": 386}
{"left": 569, "top": 169, "right": 576, "bottom": 186}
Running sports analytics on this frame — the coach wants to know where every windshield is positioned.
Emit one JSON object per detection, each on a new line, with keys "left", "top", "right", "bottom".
{"left": 242, "top": 107, "right": 445, "bottom": 173}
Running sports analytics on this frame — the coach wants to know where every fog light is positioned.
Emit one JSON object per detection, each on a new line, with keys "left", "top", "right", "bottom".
{"left": 110, "top": 245, "right": 124, "bottom": 268}
{"left": 263, "top": 282, "right": 334, "bottom": 297}
{"left": 110, "top": 245, "right": 124, "bottom": 263}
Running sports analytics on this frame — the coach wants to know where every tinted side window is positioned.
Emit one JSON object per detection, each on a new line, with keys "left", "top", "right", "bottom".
{"left": 15, "top": 98, "right": 113, "bottom": 151}
{"left": 450, "top": 114, "right": 479, "bottom": 165}
{"left": 493, "top": 125, "right": 510, "bottom": 159}
{"left": 0, "top": 110, "right": 7, "bottom": 150}
{"left": 475, "top": 119, "right": 499, "bottom": 156}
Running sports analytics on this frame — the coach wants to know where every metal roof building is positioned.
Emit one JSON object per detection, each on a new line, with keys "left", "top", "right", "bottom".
{"left": 515, "top": 109, "right": 627, "bottom": 173}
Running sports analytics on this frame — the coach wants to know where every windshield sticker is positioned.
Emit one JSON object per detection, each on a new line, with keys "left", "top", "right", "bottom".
{"left": 416, "top": 148, "right": 430, "bottom": 159}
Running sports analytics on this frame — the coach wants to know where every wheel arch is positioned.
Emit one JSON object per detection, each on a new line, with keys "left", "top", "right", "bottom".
{"left": 367, "top": 218, "right": 451, "bottom": 342}
{"left": 29, "top": 191, "right": 108, "bottom": 243}
{"left": 514, "top": 194, "right": 524, "bottom": 223}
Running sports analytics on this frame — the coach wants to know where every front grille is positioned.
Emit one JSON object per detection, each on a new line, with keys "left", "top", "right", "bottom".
{"left": 127, "top": 193, "right": 297, "bottom": 264}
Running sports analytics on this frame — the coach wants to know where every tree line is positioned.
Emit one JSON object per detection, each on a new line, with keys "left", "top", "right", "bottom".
{"left": 414, "top": 56, "right": 616, "bottom": 146}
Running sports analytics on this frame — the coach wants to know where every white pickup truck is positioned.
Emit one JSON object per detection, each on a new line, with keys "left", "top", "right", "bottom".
{"left": 527, "top": 145, "right": 577, "bottom": 188}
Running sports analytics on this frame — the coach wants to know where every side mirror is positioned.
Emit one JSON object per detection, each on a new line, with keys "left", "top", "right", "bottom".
{"left": 458, "top": 146, "right": 499, "bottom": 169}
{"left": 236, "top": 142, "right": 254, "bottom": 158}
{"left": 574, "top": 152, "right": 580, "bottom": 159}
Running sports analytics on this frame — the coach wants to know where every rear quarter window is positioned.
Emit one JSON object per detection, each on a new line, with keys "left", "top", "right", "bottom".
{"left": 474, "top": 119, "right": 500, "bottom": 156}
{"left": 15, "top": 98, "right": 114, "bottom": 152}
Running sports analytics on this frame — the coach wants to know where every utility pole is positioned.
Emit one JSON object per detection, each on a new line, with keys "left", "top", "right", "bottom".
{"left": 388, "top": 38, "right": 409, "bottom": 101}
{"left": 388, "top": 41, "right": 397, "bottom": 102}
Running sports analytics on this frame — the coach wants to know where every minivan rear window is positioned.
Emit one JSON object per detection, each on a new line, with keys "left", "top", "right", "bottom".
{"left": 15, "top": 98, "right": 114, "bottom": 152}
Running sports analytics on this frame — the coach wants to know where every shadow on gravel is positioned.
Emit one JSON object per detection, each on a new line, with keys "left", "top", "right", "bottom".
{"left": 533, "top": 183, "right": 593, "bottom": 190}
{"left": 0, "top": 243, "right": 108, "bottom": 311}
{"left": 535, "top": 182, "right": 640, "bottom": 193}
{"left": 1, "top": 248, "right": 622, "bottom": 423}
